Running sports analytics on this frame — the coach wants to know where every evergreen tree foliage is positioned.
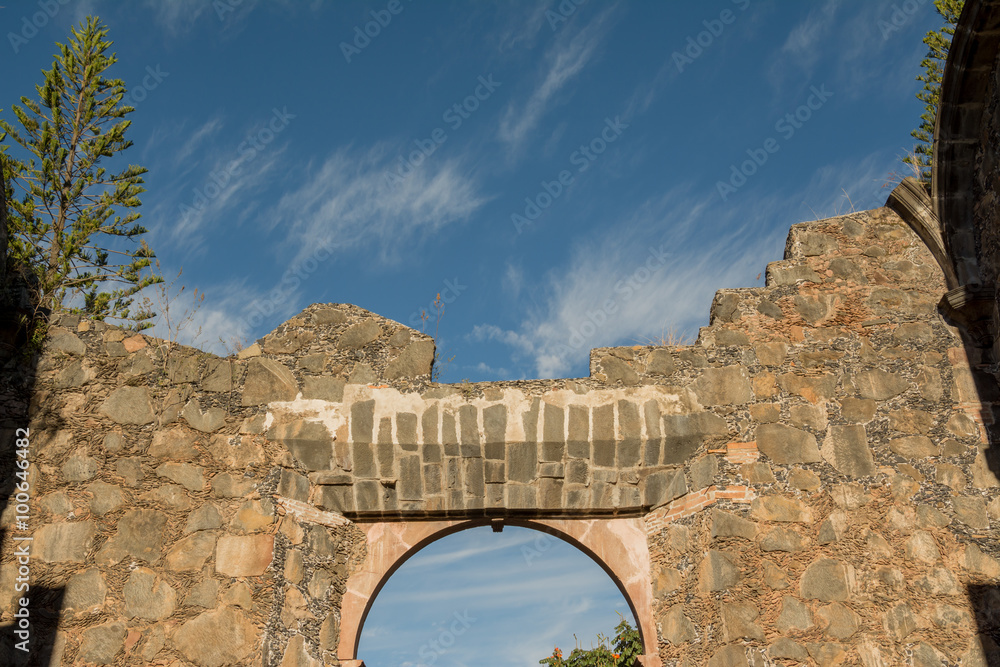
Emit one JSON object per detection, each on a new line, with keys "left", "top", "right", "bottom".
{"left": 1, "top": 16, "right": 162, "bottom": 330}
{"left": 905, "top": 0, "right": 965, "bottom": 182}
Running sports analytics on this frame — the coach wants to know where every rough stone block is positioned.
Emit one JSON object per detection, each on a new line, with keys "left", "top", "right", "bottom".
{"left": 721, "top": 601, "right": 764, "bottom": 641}
{"left": 459, "top": 404, "right": 480, "bottom": 446}
{"left": 761, "top": 526, "right": 807, "bottom": 552}
{"left": 751, "top": 495, "right": 813, "bottom": 523}
{"left": 351, "top": 400, "right": 375, "bottom": 444}
{"left": 483, "top": 404, "right": 506, "bottom": 445}
{"left": 698, "top": 550, "right": 740, "bottom": 592}
{"left": 269, "top": 420, "right": 334, "bottom": 471}
{"left": 662, "top": 412, "right": 728, "bottom": 464}
{"left": 757, "top": 423, "right": 820, "bottom": 464}
{"left": 822, "top": 424, "right": 876, "bottom": 478}
{"left": 800, "top": 557, "right": 851, "bottom": 601}
{"left": 659, "top": 604, "right": 696, "bottom": 644}
{"left": 507, "top": 442, "right": 537, "bottom": 483}
{"left": 173, "top": 607, "right": 258, "bottom": 666}
{"left": 853, "top": 368, "right": 909, "bottom": 400}
{"left": 156, "top": 462, "right": 206, "bottom": 492}
{"left": 646, "top": 349, "right": 676, "bottom": 376}
{"left": 242, "top": 358, "right": 298, "bottom": 405}
{"left": 385, "top": 339, "right": 434, "bottom": 378}
{"left": 777, "top": 595, "right": 813, "bottom": 634}
{"left": 35, "top": 520, "right": 97, "bottom": 563}
{"left": 779, "top": 373, "right": 837, "bottom": 404}
{"left": 889, "top": 435, "right": 938, "bottom": 459}
{"left": 711, "top": 509, "right": 756, "bottom": 539}
{"left": 522, "top": 398, "right": 539, "bottom": 442}
{"left": 600, "top": 356, "right": 639, "bottom": 385}
{"left": 399, "top": 455, "right": 423, "bottom": 501}
{"left": 100, "top": 386, "right": 156, "bottom": 425}
{"left": 692, "top": 366, "right": 752, "bottom": 405}
{"left": 216, "top": 534, "right": 274, "bottom": 576}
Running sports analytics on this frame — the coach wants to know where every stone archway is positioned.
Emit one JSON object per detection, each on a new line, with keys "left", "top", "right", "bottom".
{"left": 339, "top": 517, "right": 662, "bottom": 667}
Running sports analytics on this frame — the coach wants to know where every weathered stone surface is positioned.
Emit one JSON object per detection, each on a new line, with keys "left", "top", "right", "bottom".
{"left": 280, "top": 635, "right": 322, "bottom": 667}
{"left": 78, "top": 621, "right": 125, "bottom": 664}
{"left": 172, "top": 607, "right": 258, "bottom": 667}
{"left": 301, "top": 375, "right": 345, "bottom": 402}
{"left": 185, "top": 579, "right": 221, "bottom": 609}
{"left": 788, "top": 467, "right": 821, "bottom": 491}
{"left": 690, "top": 454, "right": 718, "bottom": 489}
{"left": 124, "top": 567, "right": 176, "bottom": 620}
{"left": 216, "top": 534, "right": 274, "bottom": 576}
{"left": 822, "top": 424, "right": 876, "bottom": 478}
{"left": 904, "top": 530, "right": 940, "bottom": 563}
{"left": 763, "top": 559, "right": 790, "bottom": 590}
{"left": 64, "top": 568, "right": 107, "bottom": 612}
{"left": 87, "top": 481, "right": 124, "bottom": 516}
{"left": 711, "top": 509, "right": 757, "bottom": 539}
{"left": 662, "top": 412, "right": 728, "bottom": 463}
{"left": 840, "top": 397, "right": 875, "bottom": 422}
{"left": 889, "top": 435, "right": 938, "bottom": 459}
{"left": 777, "top": 596, "right": 813, "bottom": 633}
{"left": 883, "top": 602, "right": 917, "bottom": 640}
{"left": 183, "top": 399, "right": 227, "bottom": 432}
{"left": 721, "top": 601, "right": 763, "bottom": 641}
{"left": 769, "top": 638, "right": 810, "bottom": 662}
{"left": 268, "top": 420, "right": 334, "bottom": 471}
{"left": 100, "top": 386, "right": 155, "bottom": 424}
{"left": 386, "top": 340, "right": 434, "bottom": 378}
{"left": 35, "top": 520, "right": 96, "bottom": 562}
{"left": 659, "top": 604, "right": 697, "bottom": 644}
{"left": 166, "top": 532, "right": 217, "bottom": 571}
{"left": 646, "top": 349, "right": 676, "bottom": 375}
{"left": 337, "top": 319, "right": 381, "bottom": 349}
{"left": 148, "top": 428, "right": 199, "bottom": 460}
{"left": 853, "top": 368, "right": 909, "bottom": 400}
{"left": 779, "top": 373, "right": 837, "bottom": 403}
{"left": 801, "top": 558, "right": 851, "bottom": 601}
{"left": 698, "top": 550, "right": 740, "bottom": 592}
{"left": 816, "top": 602, "right": 860, "bottom": 640}
{"left": 600, "top": 356, "right": 639, "bottom": 385}
{"left": 156, "top": 462, "right": 206, "bottom": 491}
{"left": 966, "top": 543, "right": 1000, "bottom": 578}
{"left": 760, "top": 526, "right": 808, "bottom": 551}
{"left": 212, "top": 472, "right": 256, "bottom": 498}
{"left": 911, "top": 642, "right": 946, "bottom": 667}
{"left": 706, "top": 644, "right": 748, "bottom": 667}
{"left": 643, "top": 470, "right": 686, "bottom": 508}
{"left": 692, "top": 366, "right": 752, "bottom": 405}
{"left": 953, "top": 495, "right": 989, "bottom": 528}
{"left": 62, "top": 451, "right": 99, "bottom": 482}
{"left": 756, "top": 423, "right": 820, "bottom": 464}
{"left": 97, "top": 510, "right": 166, "bottom": 564}
{"left": 751, "top": 495, "right": 813, "bottom": 523}
{"left": 47, "top": 327, "right": 87, "bottom": 354}
{"left": 242, "top": 358, "right": 298, "bottom": 405}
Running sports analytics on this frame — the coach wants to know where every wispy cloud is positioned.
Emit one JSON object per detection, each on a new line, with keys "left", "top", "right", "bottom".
{"left": 781, "top": 0, "right": 842, "bottom": 72}
{"left": 498, "top": 5, "right": 618, "bottom": 158}
{"left": 475, "top": 191, "right": 785, "bottom": 378}
{"left": 269, "top": 145, "right": 490, "bottom": 266}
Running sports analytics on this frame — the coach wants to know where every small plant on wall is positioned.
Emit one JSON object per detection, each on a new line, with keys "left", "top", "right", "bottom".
{"left": 539, "top": 616, "right": 642, "bottom": 667}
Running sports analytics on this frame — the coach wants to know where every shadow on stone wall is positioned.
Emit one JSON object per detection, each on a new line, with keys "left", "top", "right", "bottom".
{"left": 951, "top": 325, "right": 1000, "bottom": 666}
{"left": 0, "top": 296, "right": 63, "bottom": 662}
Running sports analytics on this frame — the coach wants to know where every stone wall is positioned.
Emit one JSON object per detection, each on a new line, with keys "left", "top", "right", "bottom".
{"left": 1, "top": 200, "right": 1000, "bottom": 665}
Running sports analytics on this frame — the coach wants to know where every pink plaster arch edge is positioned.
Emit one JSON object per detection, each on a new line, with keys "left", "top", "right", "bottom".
{"left": 339, "top": 517, "right": 661, "bottom": 667}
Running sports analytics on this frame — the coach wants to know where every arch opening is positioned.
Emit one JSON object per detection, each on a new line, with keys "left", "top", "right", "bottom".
{"left": 341, "top": 518, "right": 658, "bottom": 666}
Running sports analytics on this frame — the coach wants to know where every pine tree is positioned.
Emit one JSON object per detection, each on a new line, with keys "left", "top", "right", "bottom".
{"left": 1, "top": 16, "right": 162, "bottom": 331}
{"left": 905, "top": 0, "right": 965, "bottom": 182}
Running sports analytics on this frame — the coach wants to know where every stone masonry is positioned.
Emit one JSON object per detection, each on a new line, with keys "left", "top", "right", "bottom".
{"left": 1, "top": 195, "right": 999, "bottom": 666}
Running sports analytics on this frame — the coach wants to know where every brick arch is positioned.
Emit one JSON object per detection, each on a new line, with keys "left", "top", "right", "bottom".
{"left": 339, "top": 518, "right": 662, "bottom": 667}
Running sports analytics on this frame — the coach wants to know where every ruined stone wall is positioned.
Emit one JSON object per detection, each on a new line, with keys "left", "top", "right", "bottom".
{"left": 1, "top": 202, "right": 999, "bottom": 666}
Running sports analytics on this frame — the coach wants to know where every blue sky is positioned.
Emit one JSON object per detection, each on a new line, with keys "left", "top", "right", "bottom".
{"left": 5, "top": 0, "right": 940, "bottom": 385}
{"left": 5, "top": 0, "right": 945, "bottom": 664}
